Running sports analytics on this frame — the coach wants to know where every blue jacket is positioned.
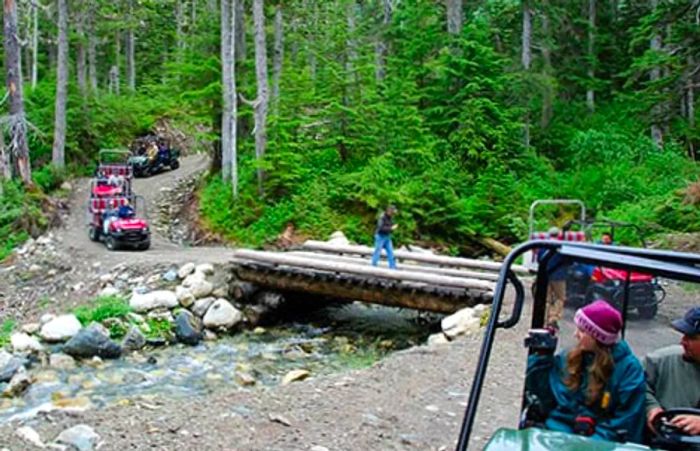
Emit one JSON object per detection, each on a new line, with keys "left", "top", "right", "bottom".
{"left": 537, "top": 248, "right": 569, "bottom": 281}
{"left": 526, "top": 341, "right": 645, "bottom": 444}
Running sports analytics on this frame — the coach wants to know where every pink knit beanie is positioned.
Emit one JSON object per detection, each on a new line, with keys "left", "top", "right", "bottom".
{"left": 574, "top": 300, "right": 622, "bottom": 346}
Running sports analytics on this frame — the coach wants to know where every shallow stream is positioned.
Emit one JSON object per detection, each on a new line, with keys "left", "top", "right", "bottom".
{"left": 0, "top": 303, "right": 438, "bottom": 422}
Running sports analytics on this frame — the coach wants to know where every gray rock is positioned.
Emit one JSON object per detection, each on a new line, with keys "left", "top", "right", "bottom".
{"left": 2, "top": 369, "right": 32, "bottom": 397}
{"left": 15, "top": 426, "right": 45, "bottom": 448}
{"left": 212, "top": 285, "right": 229, "bottom": 298}
{"left": 63, "top": 323, "right": 122, "bottom": 359}
{"left": 122, "top": 326, "right": 146, "bottom": 352}
{"left": 21, "top": 322, "right": 40, "bottom": 334}
{"left": 182, "top": 271, "right": 206, "bottom": 288}
{"left": 192, "top": 297, "right": 215, "bottom": 317}
{"left": 195, "top": 263, "right": 215, "bottom": 275}
{"left": 177, "top": 263, "right": 196, "bottom": 279}
{"left": 189, "top": 279, "right": 214, "bottom": 299}
{"left": 174, "top": 311, "right": 203, "bottom": 346}
{"left": 175, "top": 286, "right": 195, "bottom": 308}
{"left": 39, "top": 314, "right": 82, "bottom": 342}
{"left": 203, "top": 299, "right": 243, "bottom": 329}
{"left": 129, "top": 290, "right": 178, "bottom": 312}
{"left": 147, "top": 310, "right": 174, "bottom": 323}
{"left": 0, "top": 351, "right": 23, "bottom": 382}
{"left": 162, "top": 268, "right": 178, "bottom": 282}
{"left": 99, "top": 285, "right": 119, "bottom": 297}
{"left": 54, "top": 424, "right": 100, "bottom": 451}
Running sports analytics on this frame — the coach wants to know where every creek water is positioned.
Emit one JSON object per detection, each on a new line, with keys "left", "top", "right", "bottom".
{"left": 0, "top": 303, "right": 439, "bottom": 422}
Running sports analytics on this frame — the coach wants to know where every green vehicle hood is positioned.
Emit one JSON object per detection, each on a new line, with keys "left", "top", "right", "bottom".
{"left": 484, "top": 428, "right": 654, "bottom": 451}
{"left": 128, "top": 155, "right": 148, "bottom": 165}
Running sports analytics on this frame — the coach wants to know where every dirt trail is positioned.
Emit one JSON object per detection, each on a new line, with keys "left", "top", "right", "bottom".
{"left": 61, "top": 153, "right": 232, "bottom": 266}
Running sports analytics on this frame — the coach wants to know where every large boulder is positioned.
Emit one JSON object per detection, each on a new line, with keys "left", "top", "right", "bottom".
{"left": 174, "top": 311, "right": 203, "bottom": 346}
{"left": 203, "top": 299, "right": 243, "bottom": 329}
{"left": 0, "top": 350, "right": 23, "bottom": 382}
{"left": 189, "top": 279, "right": 214, "bottom": 299}
{"left": 39, "top": 314, "right": 82, "bottom": 342}
{"left": 122, "top": 326, "right": 146, "bottom": 352}
{"left": 129, "top": 290, "right": 178, "bottom": 313}
{"left": 441, "top": 307, "right": 481, "bottom": 339}
{"left": 63, "top": 323, "right": 122, "bottom": 359}
{"left": 11, "top": 332, "right": 44, "bottom": 353}
{"left": 192, "top": 297, "right": 215, "bottom": 317}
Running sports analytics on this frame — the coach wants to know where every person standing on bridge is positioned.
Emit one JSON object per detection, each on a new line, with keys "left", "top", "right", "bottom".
{"left": 371, "top": 205, "right": 398, "bottom": 270}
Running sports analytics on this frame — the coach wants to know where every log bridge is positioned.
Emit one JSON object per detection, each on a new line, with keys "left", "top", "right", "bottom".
{"left": 230, "top": 240, "right": 528, "bottom": 314}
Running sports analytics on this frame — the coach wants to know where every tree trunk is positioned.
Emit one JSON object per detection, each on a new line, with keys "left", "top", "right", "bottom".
{"left": 235, "top": 0, "right": 246, "bottom": 62}
{"left": 126, "top": 0, "right": 136, "bottom": 91}
{"left": 586, "top": 0, "right": 596, "bottom": 113}
{"left": 272, "top": 3, "right": 283, "bottom": 111}
{"left": 87, "top": 0, "right": 98, "bottom": 93}
{"left": 231, "top": 0, "right": 238, "bottom": 197}
{"left": 649, "top": 0, "right": 663, "bottom": 150}
{"left": 52, "top": 0, "right": 69, "bottom": 170}
{"left": 111, "top": 32, "right": 121, "bottom": 95}
{"left": 374, "top": 0, "right": 392, "bottom": 84}
{"left": 446, "top": 0, "right": 462, "bottom": 35}
{"left": 0, "top": 132, "right": 10, "bottom": 183}
{"left": 76, "top": 6, "right": 88, "bottom": 98}
{"left": 31, "top": 3, "right": 38, "bottom": 89}
{"left": 3, "top": 0, "right": 32, "bottom": 185}
{"left": 540, "top": 0, "right": 553, "bottom": 128}
{"left": 176, "top": 0, "right": 185, "bottom": 55}
{"left": 345, "top": 1, "right": 357, "bottom": 81}
{"left": 221, "top": 0, "right": 233, "bottom": 182}
{"left": 305, "top": 0, "right": 316, "bottom": 81}
{"left": 252, "top": 0, "right": 269, "bottom": 195}
{"left": 687, "top": 55, "right": 696, "bottom": 160}
{"left": 522, "top": 0, "right": 532, "bottom": 149}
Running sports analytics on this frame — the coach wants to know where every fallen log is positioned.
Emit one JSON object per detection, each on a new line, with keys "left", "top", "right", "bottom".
{"left": 231, "top": 250, "right": 495, "bottom": 291}
{"left": 301, "top": 240, "right": 528, "bottom": 273}
{"left": 231, "top": 281, "right": 259, "bottom": 302}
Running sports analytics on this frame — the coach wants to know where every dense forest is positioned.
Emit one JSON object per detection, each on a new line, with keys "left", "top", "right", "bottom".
{"left": 1, "top": 0, "right": 699, "bottom": 257}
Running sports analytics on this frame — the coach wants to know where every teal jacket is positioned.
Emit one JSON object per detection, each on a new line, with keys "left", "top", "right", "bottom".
{"left": 526, "top": 341, "right": 646, "bottom": 444}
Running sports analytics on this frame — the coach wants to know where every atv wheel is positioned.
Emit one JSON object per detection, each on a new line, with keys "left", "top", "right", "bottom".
{"left": 638, "top": 305, "right": 658, "bottom": 319}
{"left": 105, "top": 236, "right": 119, "bottom": 251}
{"left": 138, "top": 241, "right": 150, "bottom": 251}
{"left": 170, "top": 159, "right": 180, "bottom": 170}
{"left": 89, "top": 226, "right": 100, "bottom": 242}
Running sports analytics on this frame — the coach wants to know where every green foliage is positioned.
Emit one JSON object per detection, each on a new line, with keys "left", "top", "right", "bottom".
{"left": 142, "top": 318, "right": 174, "bottom": 340}
{"left": 0, "top": 319, "right": 16, "bottom": 348}
{"left": 74, "top": 296, "right": 131, "bottom": 326}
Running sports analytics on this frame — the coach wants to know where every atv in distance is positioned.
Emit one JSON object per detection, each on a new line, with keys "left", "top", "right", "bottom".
{"left": 128, "top": 136, "right": 180, "bottom": 178}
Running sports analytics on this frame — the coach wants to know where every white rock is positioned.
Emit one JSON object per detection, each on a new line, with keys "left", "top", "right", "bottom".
{"left": 175, "top": 286, "right": 195, "bottom": 308}
{"left": 189, "top": 279, "right": 214, "bottom": 299}
{"left": 11, "top": 332, "right": 44, "bottom": 353}
{"left": 40, "top": 314, "right": 56, "bottom": 324}
{"left": 473, "top": 304, "right": 489, "bottom": 317}
{"left": 195, "top": 263, "right": 214, "bottom": 275}
{"left": 72, "top": 282, "right": 85, "bottom": 292}
{"left": 177, "top": 263, "right": 196, "bottom": 279}
{"left": 182, "top": 271, "right": 206, "bottom": 288}
{"left": 3, "top": 369, "right": 33, "bottom": 397}
{"left": 21, "top": 323, "right": 41, "bottom": 334}
{"left": 129, "top": 290, "right": 178, "bottom": 313}
{"left": 281, "top": 369, "right": 310, "bottom": 385}
{"left": 203, "top": 299, "right": 243, "bottom": 329}
{"left": 441, "top": 308, "right": 481, "bottom": 339}
{"left": 36, "top": 235, "right": 52, "bottom": 246}
{"left": 48, "top": 269, "right": 58, "bottom": 277}
{"left": 146, "top": 274, "right": 161, "bottom": 285}
{"left": 427, "top": 332, "right": 450, "bottom": 346}
{"left": 60, "top": 181, "right": 72, "bottom": 191}
{"left": 54, "top": 424, "right": 100, "bottom": 451}
{"left": 40, "top": 315, "right": 82, "bottom": 342}
{"left": 328, "top": 231, "right": 349, "bottom": 245}
{"left": 29, "top": 264, "right": 42, "bottom": 273}
{"left": 192, "top": 297, "right": 216, "bottom": 317}
{"left": 49, "top": 353, "right": 77, "bottom": 370}
{"left": 310, "top": 446, "right": 330, "bottom": 451}
{"left": 147, "top": 310, "right": 174, "bottom": 323}
{"left": 99, "top": 274, "right": 114, "bottom": 284}
{"left": 99, "top": 285, "right": 120, "bottom": 297}
{"left": 16, "top": 426, "right": 45, "bottom": 448}
{"left": 126, "top": 312, "right": 145, "bottom": 324}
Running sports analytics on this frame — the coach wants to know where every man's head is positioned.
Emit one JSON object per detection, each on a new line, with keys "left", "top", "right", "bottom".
{"left": 600, "top": 233, "right": 613, "bottom": 245}
{"left": 386, "top": 205, "right": 397, "bottom": 216}
{"left": 672, "top": 306, "right": 700, "bottom": 363}
{"left": 547, "top": 226, "right": 560, "bottom": 239}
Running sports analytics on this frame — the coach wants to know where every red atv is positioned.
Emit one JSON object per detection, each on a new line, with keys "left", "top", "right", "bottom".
{"left": 88, "top": 150, "right": 150, "bottom": 251}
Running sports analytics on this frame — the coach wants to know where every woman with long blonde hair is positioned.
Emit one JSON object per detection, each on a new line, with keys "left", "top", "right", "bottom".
{"left": 525, "top": 300, "right": 646, "bottom": 443}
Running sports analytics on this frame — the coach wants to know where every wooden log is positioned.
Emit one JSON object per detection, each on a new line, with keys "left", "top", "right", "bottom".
{"left": 234, "top": 266, "right": 479, "bottom": 313}
{"left": 287, "top": 251, "right": 500, "bottom": 281}
{"left": 301, "top": 240, "right": 528, "bottom": 273}
{"left": 231, "top": 281, "right": 259, "bottom": 302}
{"left": 231, "top": 250, "right": 495, "bottom": 291}
{"left": 477, "top": 236, "right": 512, "bottom": 258}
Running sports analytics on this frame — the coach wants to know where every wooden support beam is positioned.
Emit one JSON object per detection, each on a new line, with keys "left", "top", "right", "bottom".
{"left": 302, "top": 240, "right": 528, "bottom": 273}
{"left": 234, "top": 267, "right": 480, "bottom": 314}
{"left": 287, "top": 251, "right": 500, "bottom": 281}
{"left": 231, "top": 250, "right": 495, "bottom": 291}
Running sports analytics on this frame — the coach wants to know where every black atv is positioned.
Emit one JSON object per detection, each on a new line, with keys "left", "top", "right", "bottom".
{"left": 129, "top": 146, "right": 180, "bottom": 177}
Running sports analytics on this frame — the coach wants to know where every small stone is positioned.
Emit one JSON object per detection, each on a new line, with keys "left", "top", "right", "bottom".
{"left": 39, "top": 315, "right": 82, "bottom": 342}
{"left": 253, "top": 327, "right": 266, "bottom": 335}
{"left": 310, "top": 446, "right": 330, "bottom": 451}
{"left": 21, "top": 323, "right": 41, "bottom": 334}
{"left": 99, "top": 285, "right": 119, "bottom": 297}
{"left": 11, "top": 332, "right": 44, "bottom": 353}
{"left": 182, "top": 271, "right": 206, "bottom": 288}
{"left": 129, "top": 290, "right": 178, "bottom": 313}
{"left": 177, "top": 263, "right": 196, "bottom": 279}
{"left": 63, "top": 323, "right": 122, "bottom": 359}
{"left": 29, "top": 264, "right": 42, "bottom": 273}
{"left": 54, "top": 424, "right": 100, "bottom": 451}
{"left": 99, "top": 274, "right": 114, "bottom": 284}
{"left": 50, "top": 353, "right": 77, "bottom": 370}
{"left": 441, "top": 308, "right": 481, "bottom": 339}
{"left": 189, "top": 279, "right": 214, "bottom": 299}
{"left": 162, "top": 269, "right": 178, "bottom": 282}
{"left": 147, "top": 310, "right": 174, "bottom": 323}
{"left": 146, "top": 274, "right": 161, "bottom": 285}
{"left": 203, "top": 299, "right": 243, "bottom": 329}
{"left": 268, "top": 413, "right": 292, "bottom": 427}
{"left": 235, "top": 372, "right": 256, "bottom": 386}
{"left": 40, "top": 314, "right": 56, "bottom": 324}
{"left": 427, "top": 332, "right": 450, "bottom": 346}
{"left": 192, "top": 297, "right": 215, "bottom": 317}
{"left": 281, "top": 369, "right": 310, "bottom": 386}
{"left": 175, "top": 286, "right": 195, "bottom": 308}
{"left": 174, "top": 311, "right": 202, "bottom": 346}
{"left": 72, "top": 282, "right": 85, "bottom": 292}
{"left": 126, "top": 312, "right": 145, "bottom": 324}
{"left": 122, "top": 326, "right": 147, "bottom": 352}
{"left": 203, "top": 330, "right": 218, "bottom": 341}
{"left": 16, "top": 426, "right": 45, "bottom": 448}
{"left": 3, "top": 369, "right": 33, "bottom": 397}
{"left": 48, "top": 269, "right": 58, "bottom": 277}
{"left": 425, "top": 405, "right": 439, "bottom": 413}
{"left": 195, "top": 263, "right": 214, "bottom": 275}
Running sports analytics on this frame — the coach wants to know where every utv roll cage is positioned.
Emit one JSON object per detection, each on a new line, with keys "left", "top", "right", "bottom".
{"left": 455, "top": 240, "right": 700, "bottom": 450}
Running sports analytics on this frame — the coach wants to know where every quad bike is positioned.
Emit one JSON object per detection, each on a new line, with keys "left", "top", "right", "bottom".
{"left": 128, "top": 136, "right": 180, "bottom": 178}
{"left": 455, "top": 240, "right": 700, "bottom": 450}
{"left": 87, "top": 196, "right": 150, "bottom": 251}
